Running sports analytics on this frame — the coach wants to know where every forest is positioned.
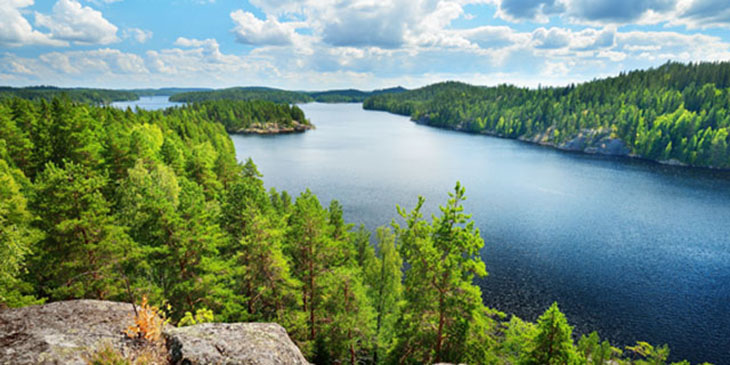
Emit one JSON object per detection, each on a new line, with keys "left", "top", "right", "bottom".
{"left": 0, "top": 95, "right": 709, "bottom": 364}
{"left": 185, "top": 100, "right": 309, "bottom": 133}
{"left": 364, "top": 61, "right": 730, "bottom": 169}
{"left": 0, "top": 86, "right": 138, "bottom": 105}
{"left": 170, "top": 86, "right": 407, "bottom": 103}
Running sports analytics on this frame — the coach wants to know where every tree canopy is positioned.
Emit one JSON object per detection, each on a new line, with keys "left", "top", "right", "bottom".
{"left": 364, "top": 61, "right": 730, "bottom": 169}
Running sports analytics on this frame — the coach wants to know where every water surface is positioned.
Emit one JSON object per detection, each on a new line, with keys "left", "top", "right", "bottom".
{"left": 118, "top": 98, "right": 730, "bottom": 364}
{"left": 111, "top": 95, "right": 182, "bottom": 110}
{"left": 232, "top": 103, "right": 730, "bottom": 364}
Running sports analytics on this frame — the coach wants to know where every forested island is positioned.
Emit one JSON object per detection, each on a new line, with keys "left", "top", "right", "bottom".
{"left": 0, "top": 95, "right": 709, "bottom": 364}
{"left": 170, "top": 86, "right": 407, "bottom": 103}
{"left": 364, "top": 61, "right": 730, "bottom": 169}
{"left": 186, "top": 100, "right": 312, "bottom": 134}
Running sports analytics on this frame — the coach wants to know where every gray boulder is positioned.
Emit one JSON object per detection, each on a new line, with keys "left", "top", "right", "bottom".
{"left": 0, "top": 299, "right": 140, "bottom": 365}
{"left": 1, "top": 300, "right": 310, "bottom": 365}
{"left": 165, "top": 322, "right": 309, "bottom": 365}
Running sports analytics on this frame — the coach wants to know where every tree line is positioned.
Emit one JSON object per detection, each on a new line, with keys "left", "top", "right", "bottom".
{"left": 364, "top": 61, "right": 730, "bottom": 169}
{"left": 170, "top": 86, "right": 407, "bottom": 104}
{"left": 0, "top": 86, "right": 138, "bottom": 105}
{"left": 0, "top": 96, "right": 708, "bottom": 364}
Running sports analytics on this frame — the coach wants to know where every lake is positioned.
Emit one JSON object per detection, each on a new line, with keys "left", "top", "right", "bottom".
{"left": 111, "top": 95, "right": 182, "bottom": 110}
{"left": 233, "top": 103, "right": 730, "bottom": 364}
{"left": 121, "top": 98, "right": 730, "bottom": 364}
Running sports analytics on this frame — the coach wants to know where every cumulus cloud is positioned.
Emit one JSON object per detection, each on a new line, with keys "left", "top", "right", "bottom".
{"left": 230, "top": 10, "right": 298, "bottom": 46}
{"left": 123, "top": 28, "right": 152, "bottom": 43}
{"left": 0, "top": 0, "right": 66, "bottom": 47}
{"left": 496, "top": 0, "right": 565, "bottom": 22}
{"left": 35, "top": 0, "right": 119, "bottom": 45}
{"left": 241, "top": 0, "right": 477, "bottom": 49}
{"left": 674, "top": 0, "right": 730, "bottom": 28}
{"left": 39, "top": 48, "right": 147, "bottom": 74}
{"left": 532, "top": 27, "right": 571, "bottom": 49}
{"left": 462, "top": 26, "right": 527, "bottom": 49}
{"left": 567, "top": 0, "right": 677, "bottom": 23}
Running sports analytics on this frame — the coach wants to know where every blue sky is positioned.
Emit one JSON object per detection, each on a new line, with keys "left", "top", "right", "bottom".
{"left": 1, "top": 0, "right": 729, "bottom": 90}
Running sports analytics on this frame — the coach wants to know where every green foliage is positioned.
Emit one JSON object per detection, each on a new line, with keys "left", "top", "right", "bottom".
{"left": 170, "top": 87, "right": 314, "bottom": 104}
{"left": 390, "top": 182, "right": 494, "bottom": 364}
{"left": 30, "top": 160, "right": 135, "bottom": 300}
{"left": 0, "top": 158, "right": 43, "bottom": 307}
{"left": 525, "top": 302, "right": 580, "bottom": 365}
{"left": 0, "top": 96, "right": 709, "bottom": 365}
{"left": 178, "top": 308, "right": 215, "bottom": 327}
{"left": 184, "top": 99, "right": 311, "bottom": 133}
{"left": 170, "top": 86, "right": 407, "bottom": 104}
{"left": 364, "top": 61, "right": 730, "bottom": 168}
{"left": 0, "top": 86, "right": 137, "bottom": 105}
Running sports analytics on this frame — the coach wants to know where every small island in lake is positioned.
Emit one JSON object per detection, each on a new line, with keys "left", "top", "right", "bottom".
{"left": 186, "top": 99, "right": 313, "bottom": 135}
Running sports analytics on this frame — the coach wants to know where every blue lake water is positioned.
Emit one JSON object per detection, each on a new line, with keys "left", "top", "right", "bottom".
{"left": 111, "top": 95, "right": 182, "bottom": 110}
{"left": 121, "top": 99, "right": 730, "bottom": 364}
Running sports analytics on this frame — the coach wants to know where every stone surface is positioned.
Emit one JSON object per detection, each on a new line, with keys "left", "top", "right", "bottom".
{"left": 1, "top": 300, "right": 310, "bottom": 365}
{"left": 0, "top": 299, "right": 140, "bottom": 365}
{"left": 165, "top": 322, "right": 309, "bottom": 365}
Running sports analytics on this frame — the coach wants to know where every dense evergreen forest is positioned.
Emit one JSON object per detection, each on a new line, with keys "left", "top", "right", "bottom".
{"left": 364, "top": 61, "right": 730, "bottom": 169}
{"left": 0, "top": 86, "right": 138, "bottom": 105}
{"left": 0, "top": 95, "right": 708, "bottom": 364}
{"left": 186, "top": 100, "right": 310, "bottom": 133}
{"left": 170, "top": 86, "right": 407, "bottom": 103}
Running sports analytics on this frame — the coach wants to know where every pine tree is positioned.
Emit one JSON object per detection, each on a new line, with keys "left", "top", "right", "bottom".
{"left": 30, "top": 160, "right": 135, "bottom": 300}
{"left": 525, "top": 302, "right": 579, "bottom": 365}
{"left": 391, "top": 182, "right": 490, "bottom": 364}
{"left": 0, "top": 157, "right": 42, "bottom": 307}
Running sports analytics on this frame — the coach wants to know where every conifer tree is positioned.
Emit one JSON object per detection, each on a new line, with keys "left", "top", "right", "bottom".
{"left": 31, "top": 160, "right": 135, "bottom": 300}
{"left": 525, "top": 302, "right": 579, "bottom": 365}
{"left": 391, "top": 182, "right": 490, "bottom": 364}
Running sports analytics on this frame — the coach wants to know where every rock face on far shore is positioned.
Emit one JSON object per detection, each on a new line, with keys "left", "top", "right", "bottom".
{"left": 165, "top": 322, "right": 309, "bottom": 365}
{"left": 235, "top": 120, "right": 314, "bottom": 135}
{"left": 0, "top": 300, "right": 310, "bottom": 365}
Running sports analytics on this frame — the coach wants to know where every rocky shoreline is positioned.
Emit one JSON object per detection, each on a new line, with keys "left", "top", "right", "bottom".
{"left": 232, "top": 120, "right": 314, "bottom": 135}
{"left": 414, "top": 116, "right": 710, "bottom": 169}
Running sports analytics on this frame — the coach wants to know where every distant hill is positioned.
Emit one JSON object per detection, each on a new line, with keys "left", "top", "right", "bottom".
{"left": 169, "top": 87, "right": 312, "bottom": 104}
{"left": 127, "top": 88, "right": 213, "bottom": 96}
{"left": 307, "top": 87, "right": 408, "bottom": 102}
{"left": 0, "top": 86, "right": 138, "bottom": 104}
{"left": 169, "top": 86, "right": 407, "bottom": 103}
{"left": 364, "top": 61, "right": 730, "bottom": 169}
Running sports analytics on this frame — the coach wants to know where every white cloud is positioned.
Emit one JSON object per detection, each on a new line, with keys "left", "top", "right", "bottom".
{"left": 0, "top": 0, "right": 66, "bottom": 47}
{"left": 495, "top": 0, "right": 565, "bottom": 23}
{"left": 39, "top": 48, "right": 147, "bottom": 74}
{"left": 230, "top": 10, "right": 298, "bottom": 46}
{"left": 532, "top": 27, "right": 571, "bottom": 49}
{"left": 123, "top": 28, "right": 152, "bottom": 43}
{"left": 35, "top": 0, "right": 119, "bottom": 45}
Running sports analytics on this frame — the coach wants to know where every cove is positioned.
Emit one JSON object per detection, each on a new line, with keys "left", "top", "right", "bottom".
{"left": 231, "top": 102, "right": 730, "bottom": 364}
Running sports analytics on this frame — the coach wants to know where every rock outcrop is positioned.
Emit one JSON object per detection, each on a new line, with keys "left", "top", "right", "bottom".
{"left": 0, "top": 300, "right": 140, "bottom": 364}
{"left": 234, "top": 120, "right": 314, "bottom": 135}
{"left": 0, "top": 300, "right": 309, "bottom": 365}
{"left": 166, "top": 323, "right": 309, "bottom": 365}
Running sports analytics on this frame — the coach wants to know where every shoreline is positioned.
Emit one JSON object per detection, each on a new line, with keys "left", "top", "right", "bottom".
{"left": 372, "top": 109, "right": 730, "bottom": 172}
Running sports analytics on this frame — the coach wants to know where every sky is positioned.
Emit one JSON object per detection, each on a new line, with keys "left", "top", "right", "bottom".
{"left": 1, "top": 0, "right": 730, "bottom": 90}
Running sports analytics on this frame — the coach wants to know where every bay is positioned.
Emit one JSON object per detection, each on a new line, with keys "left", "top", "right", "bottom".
{"left": 111, "top": 95, "right": 182, "bottom": 110}
{"left": 232, "top": 102, "right": 730, "bottom": 365}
